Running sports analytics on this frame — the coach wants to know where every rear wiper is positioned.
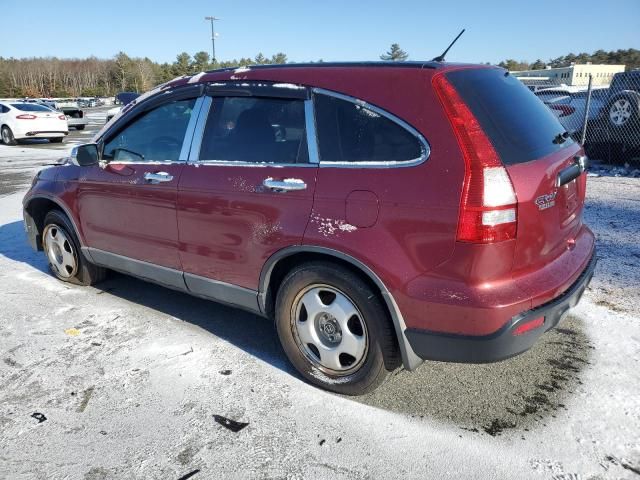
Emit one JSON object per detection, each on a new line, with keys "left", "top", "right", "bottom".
{"left": 553, "top": 131, "right": 570, "bottom": 144}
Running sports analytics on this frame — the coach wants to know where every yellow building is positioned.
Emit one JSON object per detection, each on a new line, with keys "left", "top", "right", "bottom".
{"left": 514, "top": 63, "right": 625, "bottom": 86}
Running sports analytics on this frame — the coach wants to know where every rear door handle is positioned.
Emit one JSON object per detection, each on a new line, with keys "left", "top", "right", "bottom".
{"left": 263, "top": 178, "right": 307, "bottom": 192}
{"left": 144, "top": 171, "right": 174, "bottom": 184}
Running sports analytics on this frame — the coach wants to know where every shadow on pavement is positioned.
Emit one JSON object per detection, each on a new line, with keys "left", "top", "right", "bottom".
{"left": 0, "top": 220, "right": 295, "bottom": 377}
{"left": 0, "top": 220, "right": 593, "bottom": 435}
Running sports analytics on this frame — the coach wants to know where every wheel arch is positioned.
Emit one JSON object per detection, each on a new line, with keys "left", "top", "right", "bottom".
{"left": 259, "top": 246, "right": 423, "bottom": 370}
{"left": 23, "top": 195, "right": 84, "bottom": 250}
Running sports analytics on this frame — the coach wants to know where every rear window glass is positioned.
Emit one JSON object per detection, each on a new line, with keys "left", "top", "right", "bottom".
{"left": 11, "top": 103, "right": 52, "bottom": 112}
{"left": 447, "top": 69, "right": 573, "bottom": 165}
{"left": 199, "top": 97, "right": 308, "bottom": 164}
{"left": 314, "top": 93, "right": 422, "bottom": 163}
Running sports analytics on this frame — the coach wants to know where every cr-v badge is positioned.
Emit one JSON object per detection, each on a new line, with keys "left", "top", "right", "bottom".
{"left": 535, "top": 191, "right": 558, "bottom": 210}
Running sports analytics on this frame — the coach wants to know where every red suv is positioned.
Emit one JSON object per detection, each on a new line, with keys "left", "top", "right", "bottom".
{"left": 23, "top": 62, "right": 596, "bottom": 394}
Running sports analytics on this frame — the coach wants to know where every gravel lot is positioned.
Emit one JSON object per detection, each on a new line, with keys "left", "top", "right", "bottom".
{"left": 0, "top": 114, "right": 639, "bottom": 479}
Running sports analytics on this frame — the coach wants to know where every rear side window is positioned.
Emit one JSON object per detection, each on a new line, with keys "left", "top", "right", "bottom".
{"left": 314, "top": 93, "right": 422, "bottom": 163}
{"left": 447, "top": 69, "right": 573, "bottom": 165}
{"left": 199, "top": 97, "right": 308, "bottom": 164}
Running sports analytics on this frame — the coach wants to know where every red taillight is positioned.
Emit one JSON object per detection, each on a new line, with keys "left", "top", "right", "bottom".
{"left": 16, "top": 114, "right": 37, "bottom": 120}
{"left": 58, "top": 115, "right": 66, "bottom": 120}
{"left": 513, "top": 317, "right": 545, "bottom": 335}
{"left": 432, "top": 73, "right": 518, "bottom": 243}
{"left": 549, "top": 104, "right": 575, "bottom": 117}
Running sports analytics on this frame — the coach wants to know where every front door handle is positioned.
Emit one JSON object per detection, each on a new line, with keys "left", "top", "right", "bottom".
{"left": 144, "top": 171, "right": 174, "bottom": 184}
{"left": 263, "top": 178, "right": 307, "bottom": 192}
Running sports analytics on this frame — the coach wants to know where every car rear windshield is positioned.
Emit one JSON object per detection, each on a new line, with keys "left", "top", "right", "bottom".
{"left": 11, "top": 103, "right": 52, "bottom": 112}
{"left": 446, "top": 68, "right": 573, "bottom": 165}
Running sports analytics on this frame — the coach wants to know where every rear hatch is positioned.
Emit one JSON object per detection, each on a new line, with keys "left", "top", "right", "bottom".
{"left": 445, "top": 68, "right": 587, "bottom": 275}
{"left": 33, "top": 109, "right": 66, "bottom": 131}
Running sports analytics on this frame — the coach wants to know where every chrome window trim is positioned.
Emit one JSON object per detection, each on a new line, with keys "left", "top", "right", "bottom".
{"left": 189, "top": 94, "right": 317, "bottom": 168}
{"left": 311, "top": 87, "right": 431, "bottom": 168}
{"left": 304, "top": 99, "right": 320, "bottom": 164}
{"left": 191, "top": 160, "right": 316, "bottom": 168}
{"left": 187, "top": 96, "right": 212, "bottom": 164}
{"left": 179, "top": 96, "right": 206, "bottom": 161}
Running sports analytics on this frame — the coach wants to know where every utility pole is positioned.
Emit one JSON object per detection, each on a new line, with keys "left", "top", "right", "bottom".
{"left": 204, "top": 16, "right": 220, "bottom": 65}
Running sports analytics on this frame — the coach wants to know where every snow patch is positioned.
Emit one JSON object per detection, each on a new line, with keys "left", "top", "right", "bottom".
{"left": 311, "top": 213, "right": 358, "bottom": 237}
{"left": 271, "top": 83, "right": 304, "bottom": 90}
{"left": 188, "top": 72, "right": 206, "bottom": 84}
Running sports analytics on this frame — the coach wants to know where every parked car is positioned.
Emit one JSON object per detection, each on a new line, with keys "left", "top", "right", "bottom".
{"left": 23, "top": 63, "right": 596, "bottom": 394}
{"left": 105, "top": 92, "right": 140, "bottom": 123}
{"left": 60, "top": 106, "right": 88, "bottom": 130}
{"left": 584, "top": 70, "right": 640, "bottom": 160}
{"left": 536, "top": 87, "right": 610, "bottom": 137}
{"left": 0, "top": 102, "right": 68, "bottom": 145}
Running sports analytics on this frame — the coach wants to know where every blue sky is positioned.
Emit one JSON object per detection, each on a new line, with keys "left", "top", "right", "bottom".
{"left": 3, "top": 0, "right": 639, "bottom": 64}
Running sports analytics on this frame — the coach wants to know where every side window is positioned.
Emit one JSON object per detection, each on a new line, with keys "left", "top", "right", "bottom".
{"left": 314, "top": 93, "right": 423, "bottom": 163}
{"left": 103, "top": 98, "right": 196, "bottom": 162}
{"left": 199, "top": 96, "right": 308, "bottom": 164}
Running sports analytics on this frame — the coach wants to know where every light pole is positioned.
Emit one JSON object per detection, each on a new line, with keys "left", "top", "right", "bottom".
{"left": 204, "top": 16, "right": 220, "bottom": 65}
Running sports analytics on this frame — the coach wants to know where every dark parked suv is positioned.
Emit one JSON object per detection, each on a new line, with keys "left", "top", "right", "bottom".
{"left": 23, "top": 62, "right": 596, "bottom": 394}
{"left": 586, "top": 70, "right": 640, "bottom": 160}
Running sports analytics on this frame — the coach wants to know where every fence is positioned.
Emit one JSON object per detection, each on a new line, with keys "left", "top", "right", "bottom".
{"left": 519, "top": 71, "right": 640, "bottom": 165}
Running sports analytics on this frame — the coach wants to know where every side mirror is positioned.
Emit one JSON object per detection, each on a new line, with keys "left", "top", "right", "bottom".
{"left": 71, "top": 143, "right": 99, "bottom": 166}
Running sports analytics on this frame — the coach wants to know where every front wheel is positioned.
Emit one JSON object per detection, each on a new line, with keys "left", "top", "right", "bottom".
{"left": 42, "top": 210, "right": 106, "bottom": 286}
{"left": 275, "top": 262, "right": 400, "bottom": 395}
{"left": 75, "top": 125, "right": 85, "bottom": 131}
{"left": 49, "top": 137, "right": 64, "bottom": 143}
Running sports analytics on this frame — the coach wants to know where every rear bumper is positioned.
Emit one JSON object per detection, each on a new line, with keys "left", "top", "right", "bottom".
{"left": 67, "top": 118, "right": 88, "bottom": 127}
{"left": 405, "top": 251, "right": 596, "bottom": 363}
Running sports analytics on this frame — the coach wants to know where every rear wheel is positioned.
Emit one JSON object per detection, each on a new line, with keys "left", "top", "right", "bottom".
{"left": 275, "top": 262, "right": 399, "bottom": 395}
{"left": 43, "top": 210, "right": 106, "bottom": 286}
{"left": 75, "top": 125, "right": 85, "bottom": 131}
{"left": 49, "top": 137, "right": 64, "bottom": 143}
{"left": 1, "top": 126, "right": 17, "bottom": 146}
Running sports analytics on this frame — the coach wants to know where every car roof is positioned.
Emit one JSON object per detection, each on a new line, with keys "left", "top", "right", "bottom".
{"left": 158, "top": 61, "right": 496, "bottom": 91}
{"left": 208, "top": 61, "right": 443, "bottom": 72}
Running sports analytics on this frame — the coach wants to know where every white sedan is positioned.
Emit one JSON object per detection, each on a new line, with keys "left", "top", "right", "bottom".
{"left": 0, "top": 102, "right": 68, "bottom": 145}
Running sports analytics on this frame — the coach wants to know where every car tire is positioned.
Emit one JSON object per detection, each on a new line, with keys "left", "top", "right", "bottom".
{"left": 75, "top": 125, "right": 85, "bottom": 131}
{"left": 42, "top": 210, "right": 106, "bottom": 286}
{"left": 1, "top": 126, "right": 17, "bottom": 146}
{"left": 49, "top": 137, "right": 64, "bottom": 143}
{"left": 607, "top": 92, "right": 640, "bottom": 130}
{"left": 275, "top": 261, "right": 400, "bottom": 395}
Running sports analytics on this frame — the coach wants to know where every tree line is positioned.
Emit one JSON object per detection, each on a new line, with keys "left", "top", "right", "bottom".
{"left": 0, "top": 50, "right": 289, "bottom": 98}
{"left": 1, "top": 46, "right": 638, "bottom": 98}
{"left": 497, "top": 48, "right": 640, "bottom": 72}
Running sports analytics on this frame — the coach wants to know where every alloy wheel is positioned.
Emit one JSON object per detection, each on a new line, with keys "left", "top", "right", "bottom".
{"left": 609, "top": 99, "right": 632, "bottom": 126}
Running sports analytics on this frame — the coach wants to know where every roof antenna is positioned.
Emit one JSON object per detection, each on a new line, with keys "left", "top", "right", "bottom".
{"left": 431, "top": 29, "right": 465, "bottom": 62}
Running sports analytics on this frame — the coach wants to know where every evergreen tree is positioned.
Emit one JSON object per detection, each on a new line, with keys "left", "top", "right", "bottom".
{"left": 173, "top": 52, "right": 192, "bottom": 76}
{"left": 271, "top": 53, "right": 288, "bottom": 64}
{"left": 380, "top": 43, "right": 408, "bottom": 61}
{"left": 531, "top": 59, "right": 546, "bottom": 70}
{"left": 192, "top": 51, "right": 211, "bottom": 72}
